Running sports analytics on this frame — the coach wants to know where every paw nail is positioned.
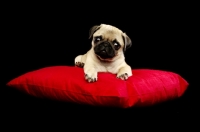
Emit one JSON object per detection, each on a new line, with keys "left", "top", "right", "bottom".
{"left": 88, "top": 78, "right": 92, "bottom": 82}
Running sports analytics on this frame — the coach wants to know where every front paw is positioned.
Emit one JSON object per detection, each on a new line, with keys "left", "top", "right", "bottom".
{"left": 117, "top": 66, "right": 132, "bottom": 80}
{"left": 75, "top": 55, "right": 85, "bottom": 68}
{"left": 117, "top": 73, "right": 129, "bottom": 80}
{"left": 84, "top": 70, "right": 97, "bottom": 83}
{"left": 75, "top": 62, "right": 84, "bottom": 68}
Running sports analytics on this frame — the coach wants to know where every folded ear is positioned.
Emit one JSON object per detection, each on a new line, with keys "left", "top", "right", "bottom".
{"left": 89, "top": 25, "right": 101, "bottom": 39}
{"left": 122, "top": 33, "right": 132, "bottom": 52}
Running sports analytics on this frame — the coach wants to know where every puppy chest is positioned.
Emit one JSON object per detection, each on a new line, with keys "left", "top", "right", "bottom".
{"left": 96, "top": 65, "right": 118, "bottom": 74}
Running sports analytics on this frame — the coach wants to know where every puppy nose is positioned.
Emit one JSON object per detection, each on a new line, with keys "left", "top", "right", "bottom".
{"left": 103, "top": 42, "right": 110, "bottom": 47}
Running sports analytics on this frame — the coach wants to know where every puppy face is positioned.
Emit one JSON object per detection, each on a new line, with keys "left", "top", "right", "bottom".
{"left": 89, "top": 24, "right": 132, "bottom": 61}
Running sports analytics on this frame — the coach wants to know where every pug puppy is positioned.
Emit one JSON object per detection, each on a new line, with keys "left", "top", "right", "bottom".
{"left": 75, "top": 24, "right": 132, "bottom": 83}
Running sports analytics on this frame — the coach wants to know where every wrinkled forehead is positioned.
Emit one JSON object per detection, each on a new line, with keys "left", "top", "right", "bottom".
{"left": 93, "top": 26, "right": 124, "bottom": 43}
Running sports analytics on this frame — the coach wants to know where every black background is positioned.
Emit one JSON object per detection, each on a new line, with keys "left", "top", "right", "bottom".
{"left": 1, "top": 2, "right": 198, "bottom": 131}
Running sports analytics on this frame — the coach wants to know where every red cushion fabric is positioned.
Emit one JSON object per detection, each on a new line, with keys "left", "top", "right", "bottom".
{"left": 7, "top": 66, "right": 189, "bottom": 108}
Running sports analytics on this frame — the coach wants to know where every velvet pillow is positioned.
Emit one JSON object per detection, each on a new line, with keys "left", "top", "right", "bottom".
{"left": 7, "top": 66, "right": 188, "bottom": 108}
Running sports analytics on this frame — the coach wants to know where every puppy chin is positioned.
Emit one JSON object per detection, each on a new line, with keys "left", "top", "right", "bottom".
{"left": 96, "top": 54, "right": 118, "bottom": 62}
{"left": 96, "top": 55, "right": 114, "bottom": 62}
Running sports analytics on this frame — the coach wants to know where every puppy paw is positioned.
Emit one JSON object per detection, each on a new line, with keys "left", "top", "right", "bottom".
{"left": 84, "top": 69, "right": 97, "bottom": 83}
{"left": 117, "top": 73, "right": 129, "bottom": 80}
{"left": 75, "top": 55, "right": 85, "bottom": 68}
{"left": 75, "top": 62, "right": 84, "bottom": 68}
{"left": 117, "top": 65, "right": 132, "bottom": 80}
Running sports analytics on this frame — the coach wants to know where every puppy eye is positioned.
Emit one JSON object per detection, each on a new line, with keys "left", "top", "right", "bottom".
{"left": 94, "top": 36, "right": 102, "bottom": 42}
{"left": 113, "top": 42, "right": 121, "bottom": 50}
{"left": 96, "top": 37, "right": 101, "bottom": 41}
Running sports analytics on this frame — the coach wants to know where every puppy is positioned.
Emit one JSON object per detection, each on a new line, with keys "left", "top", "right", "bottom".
{"left": 75, "top": 24, "right": 132, "bottom": 82}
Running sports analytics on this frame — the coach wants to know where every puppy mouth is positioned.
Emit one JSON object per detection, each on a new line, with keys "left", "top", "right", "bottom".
{"left": 95, "top": 49, "right": 115, "bottom": 60}
{"left": 96, "top": 54, "right": 113, "bottom": 62}
{"left": 95, "top": 49, "right": 116, "bottom": 62}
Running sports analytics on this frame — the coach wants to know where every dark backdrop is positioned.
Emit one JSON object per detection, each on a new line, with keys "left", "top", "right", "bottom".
{"left": 1, "top": 2, "right": 197, "bottom": 131}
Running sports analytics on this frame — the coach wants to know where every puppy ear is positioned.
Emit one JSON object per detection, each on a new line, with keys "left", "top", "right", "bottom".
{"left": 89, "top": 25, "right": 101, "bottom": 39}
{"left": 122, "top": 33, "right": 132, "bottom": 52}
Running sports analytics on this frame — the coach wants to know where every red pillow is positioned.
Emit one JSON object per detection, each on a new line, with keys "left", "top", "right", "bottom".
{"left": 7, "top": 66, "right": 188, "bottom": 108}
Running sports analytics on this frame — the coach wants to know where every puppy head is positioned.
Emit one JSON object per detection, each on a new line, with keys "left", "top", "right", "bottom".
{"left": 89, "top": 24, "right": 132, "bottom": 61}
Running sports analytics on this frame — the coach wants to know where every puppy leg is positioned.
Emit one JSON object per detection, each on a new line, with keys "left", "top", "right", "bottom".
{"left": 84, "top": 67, "right": 98, "bottom": 83}
{"left": 117, "top": 65, "right": 132, "bottom": 80}
{"left": 75, "top": 54, "right": 87, "bottom": 68}
{"left": 84, "top": 58, "right": 98, "bottom": 83}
